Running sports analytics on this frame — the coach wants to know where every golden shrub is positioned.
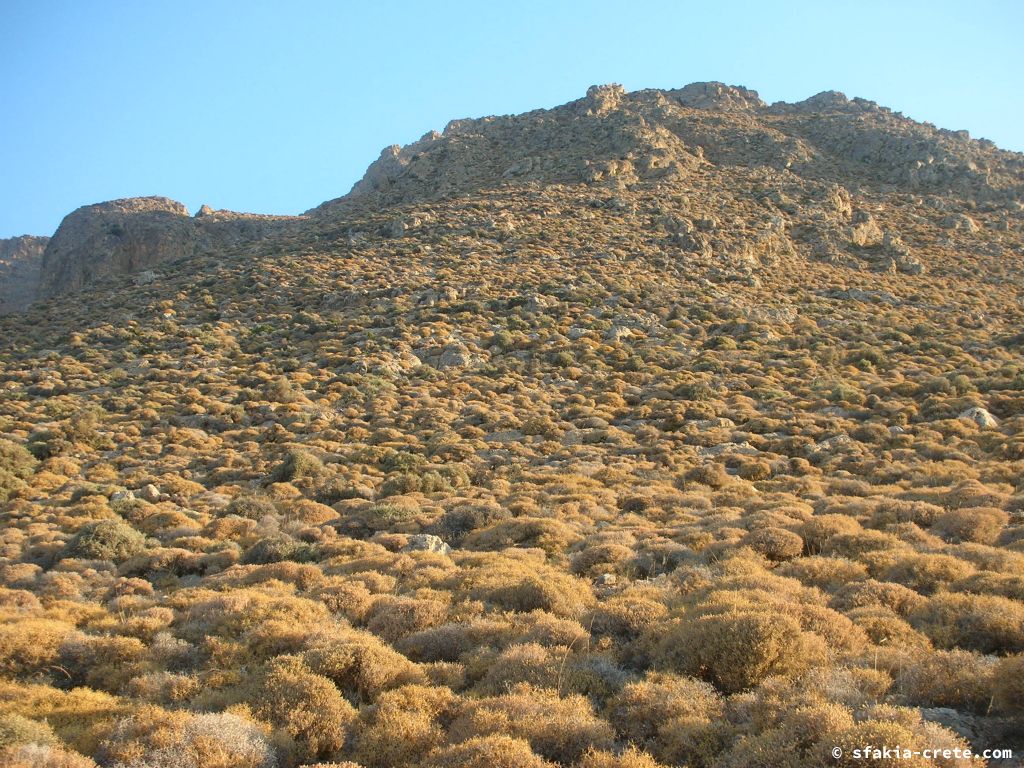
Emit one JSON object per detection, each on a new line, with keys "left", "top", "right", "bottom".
{"left": 910, "top": 592, "right": 1024, "bottom": 653}
{"left": 447, "top": 683, "right": 614, "bottom": 764}
{"left": 578, "top": 745, "right": 670, "bottom": 768}
{"left": 0, "top": 744, "right": 97, "bottom": 768}
{"left": 250, "top": 655, "right": 356, "bottom": 763}
{"left": 740, "top": 527, "right": 803, "bottom": 561}
{"left": 931, "top": 507, "right": 1009, "bottom": 544}
{"left": 421, "top": 734, "right": 556, "bottom": 768}
{"left": 352, "top": 684, "right": 456, "bottom": 768}
{"left": 991, "top": 654, "right": 1024, "bottom": 714}
{"left": 899, "top": 649, "right": 997, "bottom": 712}
{"left": 657, "top": 611, "right": 823, "bottom": 693}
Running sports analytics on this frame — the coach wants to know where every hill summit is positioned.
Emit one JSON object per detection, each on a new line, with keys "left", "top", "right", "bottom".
{"left": 3, "top": 81, "right": 1021, "bottom": 309}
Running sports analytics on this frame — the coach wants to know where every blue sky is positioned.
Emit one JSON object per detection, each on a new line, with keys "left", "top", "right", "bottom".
{"left": 1, "top": 0, "right": 1022, "bottom": 238}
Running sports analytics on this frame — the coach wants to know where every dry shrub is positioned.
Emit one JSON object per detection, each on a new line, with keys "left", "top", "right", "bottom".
{"left": 0, "top": 680, "right": 127, "bottom": 756}
{"left": 0, "top": 744, "right": 97, "bottom": 768}
{"left": 65, "top": 518, "right": 146, "bottom": 562}
{"left": 98, "top": 705, "right": 188, "bottom": 765}
{"left": 365, "top": 595, "right": 447, "bottom": 643}
{"left": 125, "top": 671, "right": 200, "bottom": 705}
{"left": 951, "top": 571, "right": 1024, "bottom": 601}
{"left": 0, "top": 712, "right": 57, "bottom": 748}
{"left": 0, "top": 618, "right": 74, "bottom": 676}
{"left": 899, "top": 649, "right": 997, "bottom": 712}
{"left": 588, "top": 594, "right": 669, "bottom": 640}
{"left": 607, "top": 672, "right": 725, "bottom": 765}
{"left": 814, "top": 717, "right": 969, "bottom": 768}
{"left": 303, "top": 629, "right": 424, "bottom": 701}
{"left": 740, "top": 527, "right": 803, "bottom": 561}
{"left": 447, "top": 683, "right": 614, "bottom": 764}
{"left": 312, "top": 580, "right": 375, "bottom": 623}
{"left": 463, "top": 517, "right": 580, "bottom": 554}
{"left": 684, "top": 463, "right": 731, "bottom": 489}
{"left": 475, "top": 643, "right": 562, "bottom": 694}
{"left": 578, "top": 746, "right": 670, "bottom": 768}
{"left": 799, "top": 514, "right": 862, "bottom": 553}
{"left": 352, "top": 684, "right": 457, "bottom": 768}
{"left": 398, "top": 619, "right": 507, "bottom": 663}
{"left": 776, "top": 556, "right": 868, "bottom": 592}
{"left": 820, "top": 529, "right": 904, "bottom": 559}
{"left": 58, "top": 632, "right": 148, "bottom": 692}
{"left": 931, "top": 507, "right": 1009, "bottom": 544}
{"left": 174, "top": 588, "right": 331, "bottom": 645}
{"left": 0, "top": 439, "right": 37, "bottom": 502}
{"left": 845, "top": 607, "right": 932, "bottom": 650}
{"left": 570, "top": 543, "right": 635, "bottom": 576}
{"left": 910, "top": 592, "right": 1024, "bottom": 653}
{"left": 420, "top": 735, "right": 555, "bottom": 768}
{"left": 657, "top": 611, "right": 823, "bottom": 693}
{"left": 992, "top": 654, "right": 1024, "bottom": 714}
{"left": 882, "top": 554, "right": 976, "bottom": 595}
{"left": 250, "top": 655, "right": 356, "bottom": 763}
{"left": 458, "top": 556, "right": 595, "bottom": 618}
{"left": 829, "top": 579, "right": 926, "bottom": 615}
{"left": 869, "top": 499, "right": 943, "bottom": 529}
{"left": 104, "top": 710, "right": 276, "bottom": 768}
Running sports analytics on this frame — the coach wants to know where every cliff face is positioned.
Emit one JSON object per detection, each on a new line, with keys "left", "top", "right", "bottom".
{"left": 0, "top": 235, "right": 49, "bottom": 314}
{"left": 35, "top": 197, "right": 304, "bottom": 300}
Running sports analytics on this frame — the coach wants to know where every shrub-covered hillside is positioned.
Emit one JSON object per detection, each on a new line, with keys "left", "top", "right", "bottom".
{"left": 1, "top": 83, "right": 1023, "bottom": 767}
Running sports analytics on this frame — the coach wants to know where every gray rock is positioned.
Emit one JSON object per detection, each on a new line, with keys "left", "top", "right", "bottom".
{"left": 959, "top": 407, "right": 998, "bottom": 428}
{"left": 0, "top": 235, "right": 49, "bottom": 314}
{"left": 138, "top": 484, "right": 161, "bottom": 503}
{"left": 402, "top": 534, "right": 451, "bottom": 556}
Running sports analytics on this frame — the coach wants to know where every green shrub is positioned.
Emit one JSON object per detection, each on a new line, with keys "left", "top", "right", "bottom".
{"left": 66, "top": 518, "right": 146, "bottom": 562}
{"left": 0, "top": 439, "right": 37, "bottom": 502}
{"left": 0, "top": 713, "right": 57, "bottom": 748}
{"left": 267, "top": 448, "right": 325, "bottom": 483}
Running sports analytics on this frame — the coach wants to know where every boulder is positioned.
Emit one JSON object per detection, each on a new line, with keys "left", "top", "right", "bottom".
{"left": 959, "top": 407, "right": 998, "bottom": 428}
{"left": 402, "top": 534, "right": 451, "bottom": 556}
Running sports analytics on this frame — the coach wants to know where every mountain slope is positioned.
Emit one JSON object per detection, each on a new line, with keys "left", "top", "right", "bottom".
{"left": 0, "top": 83, "right": 1023, "bottom": 767}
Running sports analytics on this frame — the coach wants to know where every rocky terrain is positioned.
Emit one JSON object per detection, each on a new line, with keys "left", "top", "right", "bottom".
{"left": 35, "top": 197, "right": 303, "bottom": 300}
{"left": 0, "top": 83, "right": 1023, "bottom": 768}
{"left": 0, "top": 236, "right": 48, "bottom": 314}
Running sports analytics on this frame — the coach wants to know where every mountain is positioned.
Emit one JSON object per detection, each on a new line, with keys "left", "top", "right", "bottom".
{"left": 0, "top": 235, "right": 48, "bottom": 314}
{"left": 1, "top": 83, "right": 1023, "bottom": 768}
{"left": 6, "top": 81, "right": 1022, "bottom": 306}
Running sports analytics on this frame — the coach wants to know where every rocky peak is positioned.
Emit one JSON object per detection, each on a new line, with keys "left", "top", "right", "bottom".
{"left": 669, "top": 81, "right": 766, "bottom": 110}
{"left": 310, "top": 81, "right": 1022, "bottom": 216}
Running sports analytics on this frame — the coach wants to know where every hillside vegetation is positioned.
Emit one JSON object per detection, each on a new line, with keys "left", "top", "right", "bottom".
{"left": 1, "top": 83, "right": 1023, "bottom": 767}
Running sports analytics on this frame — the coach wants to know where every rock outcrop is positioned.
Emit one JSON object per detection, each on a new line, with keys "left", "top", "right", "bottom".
{"left": 310, "top": 81, "right": 1023, "bottom": 215}
{"left": 0, "top": 235, "right": 49, "bottom": 314}
{"left": 36, "top": 197, "right": 304, "bottom": 299}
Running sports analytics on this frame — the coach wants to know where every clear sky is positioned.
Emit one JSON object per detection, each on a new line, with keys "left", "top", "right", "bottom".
{"left": 1, "top": 0, "right": 1022, "bottom": 238}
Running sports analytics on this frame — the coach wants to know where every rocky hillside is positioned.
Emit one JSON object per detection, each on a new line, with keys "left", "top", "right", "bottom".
{"left": 312, "top": 81, "right": 1022, "bottom": 214}
{"left": 0, "top": 83, "right": 1023, "bottom": 768}
{"left": 0, "top": 235, "right": 48, "bottom": 314}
